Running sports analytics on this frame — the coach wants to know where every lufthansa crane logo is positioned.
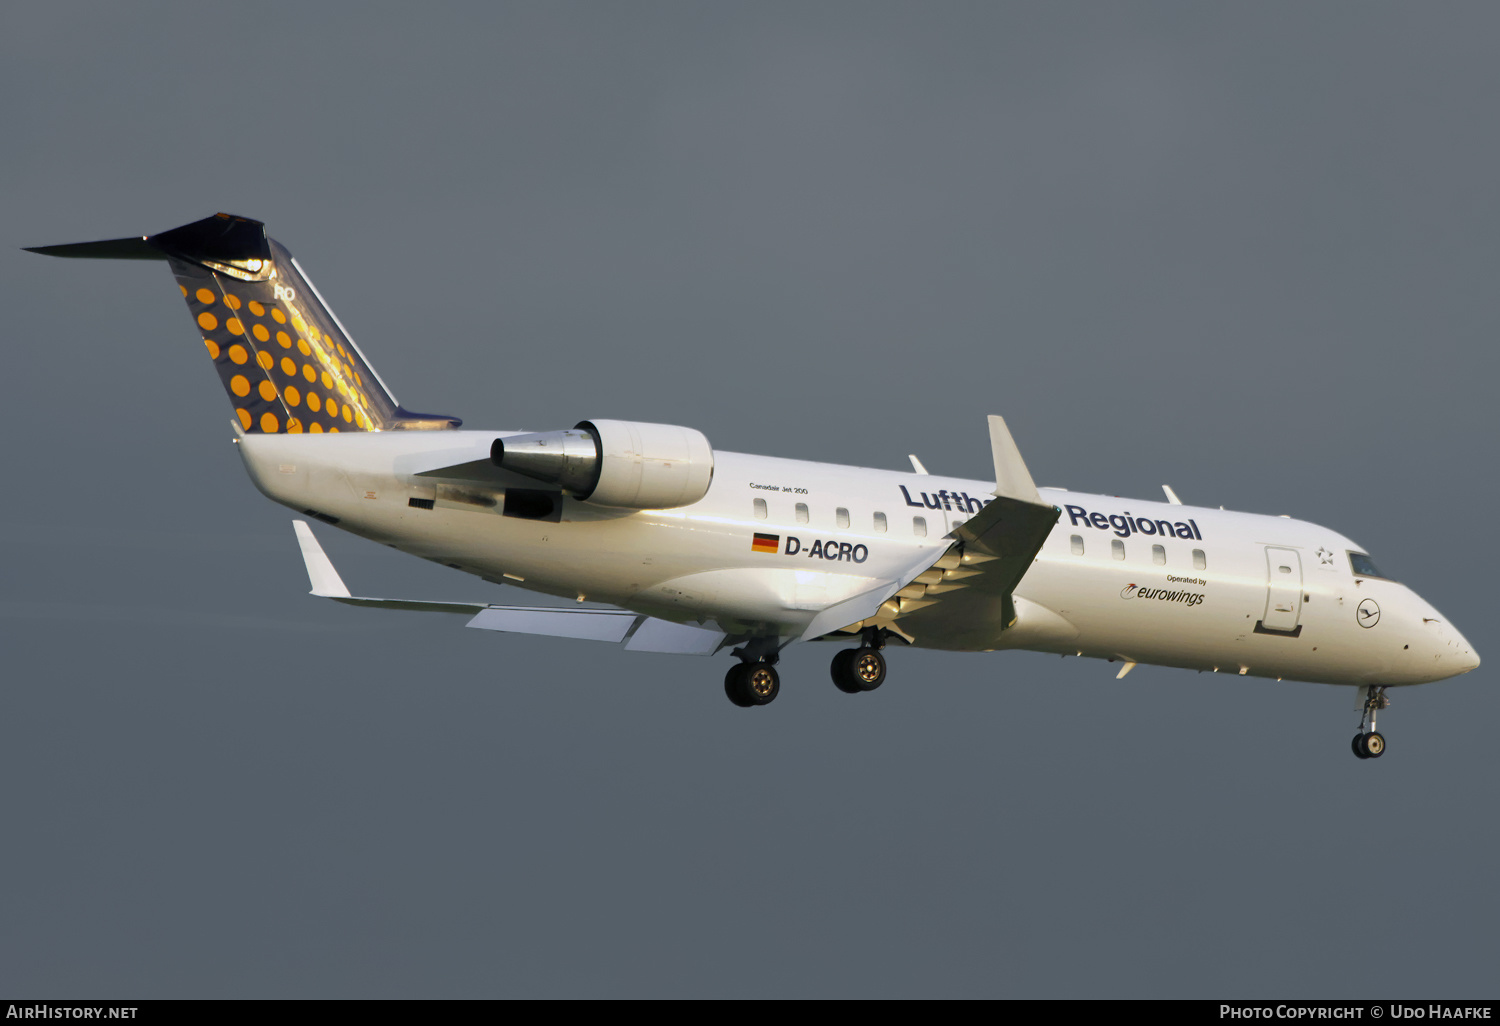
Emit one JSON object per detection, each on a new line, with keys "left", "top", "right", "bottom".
{"left": 1357, "top": 598, "right": 1381, "bottom": 628}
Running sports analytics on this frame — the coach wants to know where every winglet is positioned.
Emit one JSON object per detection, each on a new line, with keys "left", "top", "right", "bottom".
{"left": 1162, "top": 484, "right": 1183, "bottom": 505}
{"left": 292, "top": 520, "right": 352, "bottom": 598}
{"left": 987, "top": 415, "right": 1043, "bottom": 506}
{"left": 908, "top": 454, "right": 930, "bottom": 475}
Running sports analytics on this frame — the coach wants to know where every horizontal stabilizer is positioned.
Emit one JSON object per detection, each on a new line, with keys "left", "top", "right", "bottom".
{"left": 24, "top": 237, "right": 164, "bottom": 260}
{"left": 24, "top": 212, "right": 270, "bottom": 268}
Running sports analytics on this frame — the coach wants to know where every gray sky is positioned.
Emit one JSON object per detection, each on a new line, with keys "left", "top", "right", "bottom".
{"left": 3, "top": 1, "right": 1496, "bottom": 998}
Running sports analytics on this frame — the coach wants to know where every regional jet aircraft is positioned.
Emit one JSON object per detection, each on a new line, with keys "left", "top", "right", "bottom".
{"left": 27, "top": 214, "right": 1481, "bottom": 758}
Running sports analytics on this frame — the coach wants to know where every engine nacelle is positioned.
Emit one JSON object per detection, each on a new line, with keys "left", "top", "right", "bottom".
{"left": 491, "top": 419, "right": 714, "bottom": 509}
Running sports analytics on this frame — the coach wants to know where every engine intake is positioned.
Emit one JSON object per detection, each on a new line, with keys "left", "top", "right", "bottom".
{"left": 492, "top": 419, "right": 714, "bottom": 509}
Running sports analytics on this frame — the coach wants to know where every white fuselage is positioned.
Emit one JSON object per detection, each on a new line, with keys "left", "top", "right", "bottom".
{"left": 237, "top": 430, "right": 1479, "bottom": 688}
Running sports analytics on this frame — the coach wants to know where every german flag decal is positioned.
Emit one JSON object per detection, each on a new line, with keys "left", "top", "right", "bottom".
{"left": 751, "top": 533, "right": 780, "bottom": 554}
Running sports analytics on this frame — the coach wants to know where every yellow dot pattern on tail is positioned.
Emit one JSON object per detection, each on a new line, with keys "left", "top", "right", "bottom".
{"left": 173, "top": 248, "right": 390, "bottom": 434}
{"left": 26, "top": 212, "right": 462, "bottom": 435}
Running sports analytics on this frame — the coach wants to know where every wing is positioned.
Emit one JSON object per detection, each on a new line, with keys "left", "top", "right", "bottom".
{"left": 848, "top": 416, "right": 1061, "bottom": 648}
{"left": 951, "top": 415, "right": 1062, "bottom": 606}
{"left": 291, "top": 520, "right": 728, "bottom": 655}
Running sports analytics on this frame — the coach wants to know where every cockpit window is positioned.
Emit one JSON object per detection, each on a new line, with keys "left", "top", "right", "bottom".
{"left": 1349, "top": 552, "right": 1390, "bottom": 580}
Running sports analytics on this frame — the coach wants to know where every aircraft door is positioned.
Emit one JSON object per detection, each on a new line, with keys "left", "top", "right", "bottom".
{"left": 1262, "top": 546, "right": 1303, "bottom": 633}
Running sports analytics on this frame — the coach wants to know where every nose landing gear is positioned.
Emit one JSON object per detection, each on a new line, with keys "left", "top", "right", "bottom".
{"left": 1351, "top": 686, "right": 1389, "bottom": 760}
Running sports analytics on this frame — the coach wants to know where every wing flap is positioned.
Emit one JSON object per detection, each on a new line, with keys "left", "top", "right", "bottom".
{"left": 466, "top": 607, "right": 637, "bottom": 642}
{"left": 467, "top": 608, "right": 728, "bottom": 652}
{"left": 799, "top": 583, "right": 906, "bottom": 641}
{"left": 624, "top": 618, "right": 728, "bottom": 654}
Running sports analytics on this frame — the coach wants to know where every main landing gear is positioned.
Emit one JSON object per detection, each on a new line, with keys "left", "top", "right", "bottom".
{"left": 831, "top": 628, "right": 887, "bottom": 695}
{"left": 721, "top": 629, "right": 897, "bottom": 707}
{"left": 1351, "top": 686, "right": 1389, "bottom": 760}
{"left": 725, "top": 661, "right": 780, "bottom": 707}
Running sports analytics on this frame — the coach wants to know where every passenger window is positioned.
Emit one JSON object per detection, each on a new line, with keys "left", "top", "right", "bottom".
{"left": 836, "top": 507, "right": 850, "bottom": 529}
{"left": 1070, "top": 535, "right": 1084, "bottom": 556}
{"left": 1152, "top": 544, "right": 1165, "bottom": 565}
{"left": 873, "top": 512, "right": 887, "bottom": 533}
{"left": 753, "top": 498, "right": 767, "bottom": 520}
{"left": 1278, "top": 565, "right": 1292, "bottom": 574}
{"left": 913, "top": 516, "right": 927, "bottom": 537}
{"left": 1111, "top": 539, "right": 1125, "bottom": 561}
{"left": 1193, "top": 549, "right": 1206, "bottom": 570}
{"left": 795, "top": 502, "right": 809, "bottom": 524}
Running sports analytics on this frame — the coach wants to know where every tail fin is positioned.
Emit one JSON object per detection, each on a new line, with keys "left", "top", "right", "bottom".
{"left": 26, "top": 213, "right": 460, "bottom": 435}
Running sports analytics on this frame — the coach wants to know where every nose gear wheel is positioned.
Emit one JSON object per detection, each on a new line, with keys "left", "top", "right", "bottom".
{"left": 1351, "top": 687, "right": 1390, "bottom": 760}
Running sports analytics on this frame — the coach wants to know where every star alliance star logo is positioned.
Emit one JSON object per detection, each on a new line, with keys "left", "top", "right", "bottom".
{"left": 1316, "top": 547, "right": 1334, "bottom": 565}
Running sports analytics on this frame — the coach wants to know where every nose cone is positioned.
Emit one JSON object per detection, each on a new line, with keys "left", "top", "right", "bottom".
{"left": 1419, "top": 603, "right": 1480, "bottom": 679}
{"left": 1451, "top": 627, "right": 1481, "bottom": 674}
{"left": 1367, "top": 586, "right": 1479, "bottom": 685}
